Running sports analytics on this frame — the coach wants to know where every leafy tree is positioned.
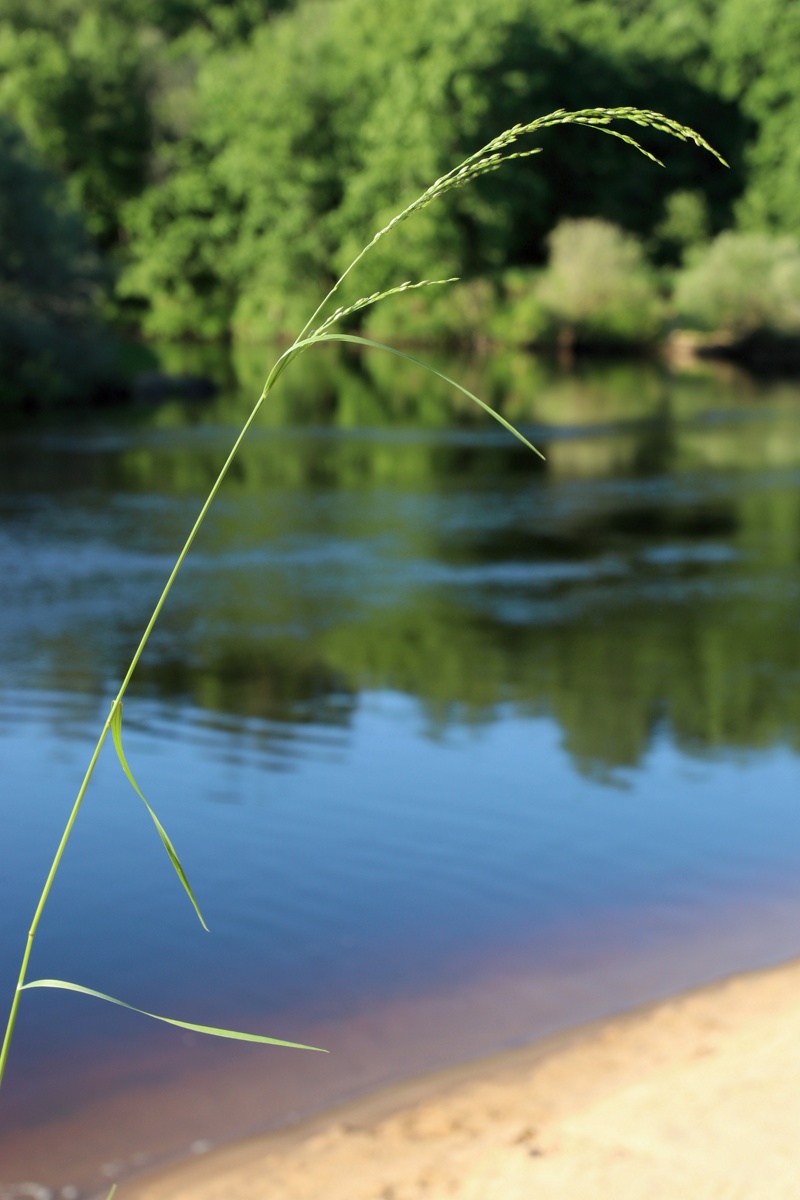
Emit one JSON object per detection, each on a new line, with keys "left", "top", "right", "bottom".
{"left": 0, "top": 5, "right": 152, "bottom": 246}
{"left": 116, "top": 0, "right": 295, "bottom": 41}
{"left": 120, "top": 0, "right": 743, "bottom": 340}
{"left": 711, "top": 0, "right": 800, "bottom": 238}
{"left": 4, "top": 0, "right": 800, "bottom": 351}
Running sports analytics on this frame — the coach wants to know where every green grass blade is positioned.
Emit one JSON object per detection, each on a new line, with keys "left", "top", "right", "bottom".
{"left": 298, "top": 332, "right": 546, "bottom": 460}
{"left": 106, "top": 1188, "right": 117, "bottom": 1200}
{"left": 21, "top": 980, "right": 327, "bottom": 1052}
{"left": 111, "top": 704, "right": 209, "bottom": 931}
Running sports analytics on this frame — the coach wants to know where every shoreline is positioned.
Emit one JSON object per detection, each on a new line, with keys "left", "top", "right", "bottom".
{"left": 120, "top": 955, "right": 800, "bottom": 1200}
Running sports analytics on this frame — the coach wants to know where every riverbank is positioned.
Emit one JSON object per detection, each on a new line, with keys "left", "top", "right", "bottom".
{"left": 124, "top": 955, "right": 800, "bottom": 1200}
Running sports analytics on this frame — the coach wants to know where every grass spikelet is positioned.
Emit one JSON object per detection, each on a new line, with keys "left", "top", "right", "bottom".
{"left": 312, "top": 277, "right": 459, "bottom": 337}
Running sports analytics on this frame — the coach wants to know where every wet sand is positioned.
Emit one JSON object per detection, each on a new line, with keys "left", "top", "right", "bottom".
{"left": 122, "top": 956, "right": 800, "bottom": 1200}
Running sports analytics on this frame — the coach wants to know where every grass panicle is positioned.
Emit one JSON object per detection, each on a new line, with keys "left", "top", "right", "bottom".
{"left": 297, "top": 107, "right": 727, "bottom": 345}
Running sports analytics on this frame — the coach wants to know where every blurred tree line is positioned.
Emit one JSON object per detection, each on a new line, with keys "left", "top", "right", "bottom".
{"left": 1, "top": 0, "right": 800, "bottom": 401}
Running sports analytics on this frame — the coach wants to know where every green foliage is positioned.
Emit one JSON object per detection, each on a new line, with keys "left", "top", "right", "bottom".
{"left": 710, "top": 0, "right": 800, "bottom": 238}
{"left": 537, "top": 219, "right": 663, "bottom": 344}
{"left": 0, "top": 0, "right": 293, "bottom": 258}
{"left": 5, "top": 0, "right": 800, "bottom": 353}
{"left": 363, "top": 278, "right": 497, "bottom": 347}
{"left": 362, "top": 270, "right": 566, "bottom": 351}
{"left": 120, "top": 1, "right": 341, "bottom": 339}
{"left": 0, "top": 116, "right": 114, "bottom": 406}
{"left": 118, "top": 0, "right": 741, "bottom": 341}
{"left": 674, "top": 232, "right": 800, "bottom": 336}
{"left": 114, "top": 0, "right": 294, "bottom": 42}
{"left": 10, "top": 0, "right": 800, "bottom": 352}
{"left": 117, "top": 150, "right": 239, "bottom": 338}
{"left": 489, "top": 270, "right": 551, "bottom": 347}
{"left": 652, "top": 189, "right": 710, "bottom": 262}
{"left": 0, "top": 5, "right": 152, "bottom": 246}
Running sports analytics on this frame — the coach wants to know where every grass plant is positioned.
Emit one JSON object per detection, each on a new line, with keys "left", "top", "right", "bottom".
{"left": 0, "top": 107, "right": 724, "bottom": 1095}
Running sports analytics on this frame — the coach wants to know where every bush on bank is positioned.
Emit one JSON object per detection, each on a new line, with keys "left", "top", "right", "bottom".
{"left": 674, "top": 232, "right": 800, "bottom": 338}
{"left": 365, "top": 220, "right": 663, "bottom": 350}
{"left": 370, "top": 222, "right": 800, "bottom": 355}
{"left": 535, "top": 219, "right": 663, "bottom": 347}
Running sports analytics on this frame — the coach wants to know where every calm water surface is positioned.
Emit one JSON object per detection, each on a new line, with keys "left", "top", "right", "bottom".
{"left": 1, "top": 353, "right": 800, "bottom": 1197}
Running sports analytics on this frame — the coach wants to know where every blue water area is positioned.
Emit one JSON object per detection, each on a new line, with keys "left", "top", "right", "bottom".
{"left": 1, "top": 357, "right": 800, "bottom": 1195}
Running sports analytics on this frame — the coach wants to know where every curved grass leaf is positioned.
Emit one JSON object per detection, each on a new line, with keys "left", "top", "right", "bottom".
{"left": 297, "top": 332, "right": 546, "bottom": 460}
{"left": 111, "top": 704, "right": 209, "bottom": 931}
{"left": 21, "top": 980, "right": 327, "bottom": 1052}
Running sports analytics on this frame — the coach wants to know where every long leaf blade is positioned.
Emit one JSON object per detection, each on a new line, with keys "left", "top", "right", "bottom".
{"left": 110, "top": 704, "right": 209, "bottom": 931}
{"left": 21, "top": 980, "right": 327, "bottom": 1052}
{"left": 298, "top": 333, "right": 546, "bottom": 460}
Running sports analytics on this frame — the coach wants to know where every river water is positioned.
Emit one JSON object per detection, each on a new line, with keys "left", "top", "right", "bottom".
{"left": 1, "top": 350, "right": 800, "bottom": 1198}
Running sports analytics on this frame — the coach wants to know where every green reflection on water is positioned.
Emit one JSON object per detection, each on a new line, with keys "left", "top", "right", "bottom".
{"left": 4, "top": 349, "right": 800, "bottom": 775}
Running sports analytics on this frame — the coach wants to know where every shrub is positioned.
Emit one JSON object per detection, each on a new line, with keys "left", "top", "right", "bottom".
{"left": 536, "top": 218, "right": 663, "bottom": 345}
{"left": 673, "top": 231, "right": 800, "bottom": 336}
{"left": 362, "top": 268, "right": 565, "bottom": 351}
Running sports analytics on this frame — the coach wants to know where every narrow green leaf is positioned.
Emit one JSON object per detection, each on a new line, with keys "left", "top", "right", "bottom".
{"left": 296, "top": 333, "right": 546, "bottom": 460}
{"left": 110, "top": 704, "right": 209, "bottom": 931}
{"left": 106, "top": 1188, "right": 117, "bottom": 1200}
{"left": 21, "top": 980, "right": 327, "bottom": 1052}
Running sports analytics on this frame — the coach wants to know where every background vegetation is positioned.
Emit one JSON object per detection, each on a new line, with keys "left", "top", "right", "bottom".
{"left": 2, "top": 0, "right": 800, "bottom": 402}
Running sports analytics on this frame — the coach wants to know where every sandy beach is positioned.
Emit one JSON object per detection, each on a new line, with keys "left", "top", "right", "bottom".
{"left": 121, "top": 956, "right": 800, "bottom": 1200}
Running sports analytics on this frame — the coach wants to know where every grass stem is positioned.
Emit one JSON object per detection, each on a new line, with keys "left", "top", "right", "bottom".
{"left": 0, "top": 376, "right": 278, "bottom": 1086}
{"left": 0, "top": 105, "right": 722, "bottom": 1091}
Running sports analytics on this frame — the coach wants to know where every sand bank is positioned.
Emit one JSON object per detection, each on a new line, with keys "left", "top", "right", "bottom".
{"left": 123, "top": 956, "right": 800, "bottom": 1200}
